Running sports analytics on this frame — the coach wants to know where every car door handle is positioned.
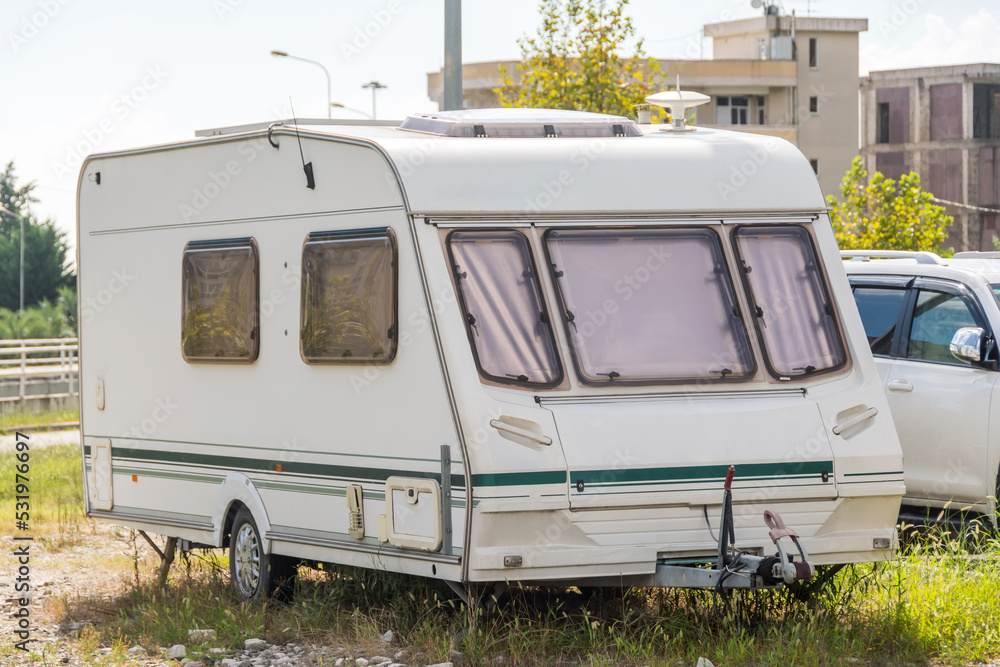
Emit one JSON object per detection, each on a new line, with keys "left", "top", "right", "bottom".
{"left": 832, "top": 406, "right": 878, "bottom": 435}
{"left": 887, "top": 379, "right": 913, "bottom": 393}
{"left": 490, "top": 419, "right": 552, "bottom": 446}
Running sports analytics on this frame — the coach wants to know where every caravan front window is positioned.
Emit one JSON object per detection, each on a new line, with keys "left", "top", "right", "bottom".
{"left": 733, "top": 226, "right": 845, "bottom": 378}
{"left": 300, "top": 228, "right": 397, "bottom": 364}
{"left": 544, "top": 228, "right": 755, "bottom": 383}
{"left": 448, "top": 231, "right": 562, "bottom": 386}
{"left": 181, "top": 238, "right": 259, "bottom": 363}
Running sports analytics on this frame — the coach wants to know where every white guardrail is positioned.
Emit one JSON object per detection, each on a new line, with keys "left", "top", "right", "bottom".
{"left": 0, "top": 338, "right": 79, "bottom": 404}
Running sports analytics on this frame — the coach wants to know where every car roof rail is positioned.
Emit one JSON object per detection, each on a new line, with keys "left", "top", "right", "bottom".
{"left": 839, "top": 250, "right": 945, "bottom": 265}
{"left": 952, "top": 251, "right": 1000, "bottom": 259}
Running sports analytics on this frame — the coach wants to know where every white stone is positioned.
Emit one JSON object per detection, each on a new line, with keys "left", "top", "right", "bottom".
{"left": 381, "top": 630, "right": 395, "bottom": 643}
{"left": 188, "top": 629, "right": 217, "bottom": 643}
{"left": 127, "top": 646, "right": 146, "bottom": 656}
{"left": 244, "top": 638, "right": 268, "bottom": 651}
{"left": 356, "top": 659, "right": 370, "bottom": 667}
{"left": 696, "top": 659, "right": 715, "bottom": 667}
{"left": 427, "top": 663, "right": 454, "bottom": 667}
{"left": 167, "top": 644, "right": 187, "bottom": 659}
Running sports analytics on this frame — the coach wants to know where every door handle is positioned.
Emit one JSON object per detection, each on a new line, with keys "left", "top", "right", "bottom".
{"left": 887, "top": 379, "right": 913, "bottom": 393}
{"left": 489, "top": 419, "right": 552, "bottom": 446}
{"left": 832, "top": 406, "right": 878, "bottom": 435}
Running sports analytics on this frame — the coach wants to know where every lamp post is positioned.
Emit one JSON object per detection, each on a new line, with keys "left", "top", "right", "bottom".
{"left": 362, "top": 81, "right": 387, "bottom": 119}
{"left": 0, "top": 204, "right": 21, "bottom": 313}
{"left": 270, "top": 50, "right": 332, "bottom": 119}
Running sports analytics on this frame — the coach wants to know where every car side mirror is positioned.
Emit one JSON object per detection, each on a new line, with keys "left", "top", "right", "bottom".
{"left": 950, "top": 327, "right": 988, "bottom": 363}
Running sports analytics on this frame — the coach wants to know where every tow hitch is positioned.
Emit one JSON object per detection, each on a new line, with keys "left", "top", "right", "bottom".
{"left": 652, "top": 466, "right": 815, "bottom": 590}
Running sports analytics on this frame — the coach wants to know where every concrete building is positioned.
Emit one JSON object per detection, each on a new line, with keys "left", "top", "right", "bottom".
{"left": 860, "top": 64, "right": 1000, "bottom": 251}
{"left": 427, "top": 14, "right": 867, "bottom": 197}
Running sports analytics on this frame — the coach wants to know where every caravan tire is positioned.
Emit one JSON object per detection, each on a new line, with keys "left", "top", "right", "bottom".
{"left": 228, "top": 507, "right": 297, "bottom": 603}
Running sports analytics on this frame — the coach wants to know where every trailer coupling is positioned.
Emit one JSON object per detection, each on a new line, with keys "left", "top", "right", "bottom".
{"left": 652, "top": 466, "right": 816, "bottom": 590}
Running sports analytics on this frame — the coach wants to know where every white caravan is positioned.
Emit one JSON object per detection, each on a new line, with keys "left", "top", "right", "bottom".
{"left": 77, "top": 107, "right": 903, "bottom": 601}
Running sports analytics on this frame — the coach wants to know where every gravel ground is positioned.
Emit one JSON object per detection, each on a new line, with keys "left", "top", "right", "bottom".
{"left": 0, "top": 522, "right": 461, "bottom": 666}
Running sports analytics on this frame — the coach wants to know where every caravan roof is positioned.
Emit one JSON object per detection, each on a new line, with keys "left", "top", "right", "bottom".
{"left": 188, "top": 111, "right": 825, "bottom": 217}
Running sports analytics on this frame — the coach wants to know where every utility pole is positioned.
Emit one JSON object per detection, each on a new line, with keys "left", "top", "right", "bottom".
{"left": 362, "top": 81, "right": 388, "bottom": 119}
{"left": 443, "top": 0, "right": 462, "bottom": 110}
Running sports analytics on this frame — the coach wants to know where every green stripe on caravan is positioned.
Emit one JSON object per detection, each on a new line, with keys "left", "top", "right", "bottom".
{"left": 471, "top": 461, "right": 833, "bottom": 488}
{"left": 86, "top": 445, "right": 465, "bottom": 489}
{"left": 573, "top": 460, "right": 833, "bottom": 487}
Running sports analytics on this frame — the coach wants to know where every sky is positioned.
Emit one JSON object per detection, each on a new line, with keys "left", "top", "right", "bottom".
{"left": 2, "top": 0, "right": 999, "bottom": 264}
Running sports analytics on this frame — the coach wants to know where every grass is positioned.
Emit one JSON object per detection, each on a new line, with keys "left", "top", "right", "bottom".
{"left": 4, "top": 444, "right": 999, "bottom": 666}
{"left": 0, "top": 442, "right": 87, "bottom": 546}
{"left": 0, "top": 408, "right": 79, "bottom": 432}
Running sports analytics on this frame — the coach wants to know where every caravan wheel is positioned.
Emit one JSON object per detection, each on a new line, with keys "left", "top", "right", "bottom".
{"left": 228, "top": 507, "right": 296, "bottom": 602}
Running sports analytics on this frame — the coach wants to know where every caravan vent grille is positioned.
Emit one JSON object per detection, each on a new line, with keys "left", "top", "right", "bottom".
{"left": 399, "top": 108, "right": 642, "bottom": 138}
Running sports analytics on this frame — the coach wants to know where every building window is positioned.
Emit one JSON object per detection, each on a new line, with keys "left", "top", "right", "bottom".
{"left": 182, "top": 238, "right": 259, "bottom": 363}
{"left": 716, "top": 97, "right": 729, "bottom": 125}
{"left": 300, "top": 228, "right": 397, "bottom": 364}
{"left": 809, "top": 96, "right": 819, "bottom": 114}
{"left": 757, "top": 96, "right": 766, "bottom": 125}
{"left": 973, "top": 83, "right": 1000, "bottom": 139}
{"left": 808, "top": 37, "right": 818, "bottom": 68}
{"left": 810, "top": 159, "right": 819, "bottom": 175}
{"left": 731, "top": 96, "right": 749, "bottom": 125}
{"left": 877, "top": 102, "right": 891, "bottom": 144}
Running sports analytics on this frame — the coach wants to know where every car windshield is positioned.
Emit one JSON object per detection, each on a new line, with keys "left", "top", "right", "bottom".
{"left": 545, "top": 228, "right": 755, "bottom": 383}
{"left": 992, "top": 284, "right": 1000, "bottom": 306}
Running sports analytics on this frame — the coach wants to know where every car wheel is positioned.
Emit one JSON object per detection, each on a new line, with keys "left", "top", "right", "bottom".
{"left": 229, "top": 506, "right": 296, "bottom": 602}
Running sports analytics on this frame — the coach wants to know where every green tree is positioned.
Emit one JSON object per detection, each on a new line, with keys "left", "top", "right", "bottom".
{"left": 0, "top": 161, "right": 74, "bottom": 311}
{"left": 828, "top": 156, "right": 953, "bottom": 253}
{"left": 0, "top": 306, "right": 58, "bottom": 339}
{"left": 496, "top": 0, "right": 660, "bottom": 117}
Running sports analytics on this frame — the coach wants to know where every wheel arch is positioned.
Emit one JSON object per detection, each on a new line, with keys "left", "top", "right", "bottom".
{"left": 212, "top": 473, "right": 273, "bottom": 551}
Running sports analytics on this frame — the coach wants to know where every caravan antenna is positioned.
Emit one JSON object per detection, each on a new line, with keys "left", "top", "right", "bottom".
{"left": 289, "top": 98, "right": 316, "bottom": 190}
{"left": 645, "top": 76, "right": 710, "bottom": 132}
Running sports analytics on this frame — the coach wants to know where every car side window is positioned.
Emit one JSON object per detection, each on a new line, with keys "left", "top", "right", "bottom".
{"left": 852, "top": 286, "right": 907, "bottom": 357}
{"left": 906, "top": 289, "right": 978, "bottom": 365}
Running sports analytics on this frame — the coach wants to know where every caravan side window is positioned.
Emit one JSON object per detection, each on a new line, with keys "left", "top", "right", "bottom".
{"left": 733, "top": 226, "right": 846, "bottom": 378}
{"left": 300, "top": 228, "right": 397, "bottom": 364}
{"left": 182, "top": 238, "right": 259, "bottom": 363}
{"left": 448, "top": 230, "right": 562, "bottom": 387}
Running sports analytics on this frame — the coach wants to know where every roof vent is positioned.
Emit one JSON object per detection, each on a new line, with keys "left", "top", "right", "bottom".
{"left": 645, "top": 77, "right": 710, "bottom": 132}
{"left": 399, "top": 108, "right": 641, "bottom": 138}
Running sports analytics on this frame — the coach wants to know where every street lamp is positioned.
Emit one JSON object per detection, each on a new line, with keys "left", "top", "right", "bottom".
{"left": 362, "top": 81, "right": 387, "bottom": 120}
{"left": 0, "top": 204, "right": 22, "bottom": 313}
{"left": 270, "top": 50, "right": 332, "bottom": 119}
